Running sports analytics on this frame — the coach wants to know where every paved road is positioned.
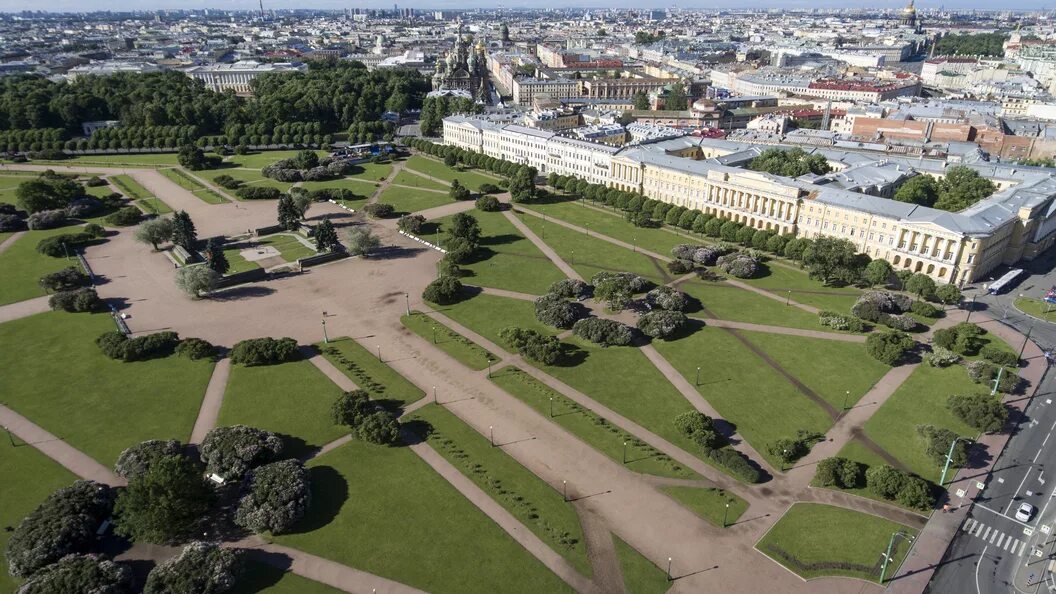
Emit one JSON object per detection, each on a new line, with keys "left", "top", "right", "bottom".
{"left": 929, "top": 258, "right": 1056, "bottom": 594}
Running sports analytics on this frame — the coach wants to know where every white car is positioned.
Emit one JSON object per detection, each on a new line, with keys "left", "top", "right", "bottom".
{"left": 1015, "top": 502, "right": 1035, "bottom": 522}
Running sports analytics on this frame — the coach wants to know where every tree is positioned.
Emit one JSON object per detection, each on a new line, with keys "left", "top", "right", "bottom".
{"left": 534, "top": 293, "right": 580, "bottom": 329}
{"left": 917, "top": 424, "right": 968, "bottom": 467}
{"left": 863, "top": 259, "right": 893, "bottom": 287}
{"left": 897, "top": 476, "right": 936, "bottom": 510}
{"left": 203, "top": 238, "right": 229, "bottom": 275}
{"left": 948, "top": 393, "right": 1008, "bottom": 433}
{"left": 397, "top": 214, "right": 426, "bottom": 234}
{"left": 16, "top": 553, "right": 133, "bottom": 594}
{"left": 176, "top": 145, "right": 219, "bottom": 171}
{"left": 294, "top": 149, "right": 318, "bottom": 170}
{"left": 450, "top": 212, "right": 481, "bottom": 243}
{"left": 277, "top": 195, "right": 300, "bottom": 231}
{"left": 893, "top": 175, "right": 939, "bottom": 207}
{"left": 113, "top": 455, "right": 215, "bottom": 544}
{"left": 314, "top": 218, "right": 340, "bottom": 252}
{"left": 444, "top": 153, "right": 457, "bottom": 168}
{"left": 331, "top": 390, "right": 376, "bottom": 427}
{"left": 673, "top": 411, "right": 724, "bottom": 450}
{"left": 143, "top": 542, "right": 243, "bottom": 594}
{"left": 646, "top": 286, "right": 688, "bottom": 311}
{"left": 866, "top": 330, "right": 915, "bottom": 365}
{"left": 665, "top": 83, "right": 688, "bottom": 111}
{"left": 866, "top": 465, "right": 906, "bottom": 500}
{"left": 904, "top": 273, "right": 936, "bottom": 299}
{"left": 499, "top": 327, "right": 562, "bottom": 364}
{"left": 935, "top": 283, "right": 962, "bottom": 305}
{"left": 39, "top": 266, "right": 89, "bottom": 292}
{"left": 230, "top": 337, "right": 299, "bottom": 366}
{"left": 449, "top": 179, "right": 471, "bottom": 201}
{"left": 170, "top": 210, "right": 197, "bottom": 250}
{"left": 748, "top": 148, "right": 831, "bottom": 177}
{"left": 199, "top": 425, "right": 284, "bottom": 481}
{"left": 235, "top": 459, "right": 311, "bottom": 534}
{"left": 475, "top": 194, "right": 500, "bottom": 211}
{"left": 508, "top": 167, "right": 537, "bottom": 202}
{"left": 423, "top": 276, "right": 463, "bottom": 304}
{"left": 572, "top": 317, "right": 634, "bottom": 347}
{"left": 632, "top": 91, "right": 650, "bottom": 110}
{"left": 637, "top": 310, "right": 687, "bottom": 340}
{"left": 5, "top": 481, "right": 114, "bottom": 578}
{"left": 803, "top": 237, "right": 863, "bottom": 285}
{"left": 134, "top": 218, "right": 174, "bottom": 251}
{"left": 115, "top": 439, "right": 183, "bottom": 479}
{"left": 814, "top": 457, "right": 864, "bottom": 489}
{"left": 934, "top": 166, "right": 996, "bottom": 212}
{"left": 356, "top": 411, "right": 401, "bottom": 445}
{"left": 175, "top": 265, "right": 220, "bottom": 298}
{"left": 291, "top": 189, "right": 313, "bottom": 219}
{"left": 347, "top": 227, "right": 380, "bottom": 257}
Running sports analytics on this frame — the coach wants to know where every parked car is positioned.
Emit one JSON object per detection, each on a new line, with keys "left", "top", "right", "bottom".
{"left": 1015, "top": 502, "right": 1035, "bottom": 522}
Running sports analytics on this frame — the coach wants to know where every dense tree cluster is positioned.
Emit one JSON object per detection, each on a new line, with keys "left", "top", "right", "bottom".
{"left": 534, "top": 293, "right": 581, "bottom": 329}
{"left": 571, "top": 317, "right": 634, "bottom": 347}
{"left": 235, "top": 459, "right": 312, "bottom": 534}
{"left": 199, "top": 425, "right": 284, "bottom": 481}
{"left": 114, "top": 439, "right": 184, "bottom": 479}
{"left": 15, "top": 553, "right": 133, "bottom": 594}
{"left": 499, "top": 327, "right": 562, "bottom": 364}
{"left": 229, "top": 337, "right": 300, "bottom": 366}
{"left": 96, "top": 330, "right": 180, "bottom": 362}
{"left": 865, "top": 330, "right": 915, "bottom": 365}
{"left": 331, "top": 390, "right": 401, "bottom": 445}
{"left": 893, "top": 168, "right": 996, "bottom": 212}
{"left": 813, "top": 457, "right": 865, "bottom": 489}
{"left": 113, "top": 454, "right": 215, "bottom": 544}
{"left": 948, "top": 392, "right": 1008, "bottom": 432}
{"left": 866, "top": 465, "right": 935, "bottom": 510}
{"left": 747, "top": 148, "right": 832, "bottom": 177}
{"left": 142, "top": 542, "right": 243, "bottom": 594}
{"left": 419, "top": 95, "right": 483, "bottom": 137}
{"left": 933, "top": 32, "right": 1008, "bottom": 57}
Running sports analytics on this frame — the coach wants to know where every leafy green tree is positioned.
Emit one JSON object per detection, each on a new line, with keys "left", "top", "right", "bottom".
{"left": 347, "top": 227, "right": 380, "bottom": 257}
{"left": 934, "top": 166, "right": 996, "bottom": 211}
{"left": 177, "top": 145, "right": 219, "bottom": 170}
{"left": 356, "top": 411, "right": 401, "bottom": 445}
{"left": 115, "top": 439, "right": 183, "bottom": 479}
{"left": 314, "top": 218, "right": 340, "bottom": 252}
{"left": 175, "top": 266, "right": 219, "bottom": 298}
{"left": 508, "top": 167, "right": 537, "bottom": 202}
{"left": 450, "top": 212, "right": 481, "bottom": 243}
{"left": 905, "top": 273, "right": 936, "bottom": 299}
{"left": 200, "top": 425, "right": 284, "bottom": 481}
{"left": 917, "top": 424, "right": 968, "bottom": 467}
{"left": 449, "top": 178, "right": 471, "bottom": 201}
{"left": 444, "top": 153, "right": 457, "bottom": 167}
{"left": 16, "top": 553, "right": 132, "bottom": 594}
{"left": 863, "top": 259, "right": 893, "bottom": 287}
{"left": 866, "top": 330, "right": 915, "bottom": 365}
{"left": 143, "top": 542, "right": 243, "bottom": 594}
{"left": 665, "top": 83, "right": 688, "bottom": 111}
{"left": 423, "top": 276, "right": 463, "bottom": 304}
{"left": 277, "top": 194, "right": 300, "bottom": 231}
{"left": 632, "top": 91, "right": 650, "bottom": 110}
{"left": 499, "top": 327, "right": 562, "bottom": 364}
{"left": 204, "top": 238, "right": 229, "bottom": 275}
{"left": 948, "top": 392, "right": 1007, "bottom": 432}
{"left": 16, "top": 174, "right": 86, "bottom": 212}
{"left": 866, "top": 464, "right": 906, "bottom": 500}
{"left": 294, "top": 149, "right": 318, "bottom": 170}
{"left": 235, "top": 459, "right": 311, "bottom": 534}
{"left": 170, "top": 210, "right": 197, "bottom": 250}
{"left": 935, "top": 284, "right": 962, "bottom": 305}
{"left": 748, "top": 148, "right": 831, "bottom": 177}
{"left": 933, "top": 32, "right": 1008, "bottom": 57}
{"left": 637, "top": 310, "right": 687, "bottom": 339}
{"left": 673, "top": 411, "right": 725, "bottom": 450}
{"left": 802, "top": 237, "right": 864, "bottom": 285}
{"left": 893, "top": 175, "right": 939, "bottom": 207}
{"left": 134, "top": 217, "right": 174, "bottom": 251}
{"left": 113, "top": 455, "right": 215, "bottom": 544}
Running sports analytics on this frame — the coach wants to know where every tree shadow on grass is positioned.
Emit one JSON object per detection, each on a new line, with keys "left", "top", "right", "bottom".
{"left": 276, "top": 433, "right": 314, "bottom": 461}
{"left": 550, "top": 341, "right": 588, "bottom": 367}
{"left": 479, "top": 233, "right": 521, "bottom": 247}
{"left": 228, "top": 560, "right": 289, "bottom": 594}
{"left": 284, "top": 465, "right": 348, "bottom": 534}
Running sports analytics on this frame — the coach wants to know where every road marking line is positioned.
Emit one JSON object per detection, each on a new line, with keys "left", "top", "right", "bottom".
{"left": 983, "top": 526, "right": 992, "bottom": 540}
{"left": 1009, "top": 467, "right": 1037, "bottom": 513}
{"left": 991, "top": 530, "right": 1000, "bottom": 544}
{"left": 974, "top": 503, "right": 1034, "bottom": 529}
{"left": 975, "top": 522, "right": 987, "bottom": 536}
{"left": 997, "top": 533, "right": 1007, "bottom": 548}
{"left": 1006, "top": 537, "right": 1014, "bottom": 551}
{"left": 964, "top": 518, "right": 978, "bottom": 532}
{"left": 976, "top": 545, "right": 988, "bottom": 594}
{"left": 1045, "top": 432, "right": 1052, "bottom": 446}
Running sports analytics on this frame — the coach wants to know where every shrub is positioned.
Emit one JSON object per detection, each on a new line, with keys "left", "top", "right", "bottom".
{"left": 40, "top": 266, "right": 89, "bottom": 292}
{"left": 690, "top": 245, "right": 728, "bottom": 265}
{"left": 948, "top": 392, "right": 1008, "bottom": 432}
{"left": 534, "top": 293, "right": 580, "bottom": 329}
{"left": 176, "top": 337, "right": 216, "bottom": 360}
{"left": 499, "top": 327, "right": 562, "bottom": 364}
{"left": 897, "top": 476, "right": 936, "bottom": 510}
{"left": 49, "top": 287, "right": 103, "bottom": 312}
{"left": 646, "top": 286, "right": 688, "bottom": 311}
{"left": 478, "top": 183, "right": 500, "bottom": 194}
{"left": 707, "top": 448, "right": 761, "bottom": 483}
{"left": 637, "top": 310, "right": 687, "bottom": 340}
{"left": 853, "top": 291, "right": 912, "bottom": 315}
{"left": 671, "top": 244, "right": 697, "bottom": 261}
{"left": 26, "top": 209, "right": 67, "bottom": 230}
{"left": 96, "top": 330, "right": 180, "bottom": 362}
{"left": 36, "top": 233, "right": 94, "bottom": 257}
{"left": 475, "top": 195, "right": 500, "bottom": 211}
{"left": 230, "top": 337, "right": 299, "bottom": 366}
{"left": 814, "top": 457, "right": 864, "bottom": 489}
{"left": 673, "top": 411, "right": 725, "bottom": 450}
{"left": 981, "top": 345, "right": 1018, "bottom": 366}
{"left": 83, "top": 223, "right": 105, "bottom": 238}
{"left": 114, "top": 439, "right": 184, "bottom": 479}
{"left": 715, "top": 252, "right": 758, "bottom": 278}
{"left": 356, "top": 411, "right": 402, "bottom": 445}
{"left": 5, "top": 481, "right": 114, "bottom": 577}
{"left": 423, "top": 276, "right": 463, "bottom": 304}
{"left": 934, "top": 322, "right": 983, "bottom": 355}
{"left": 866, "top": 464, "right": 906, "bottom": 500}
{"left": 235, "top": 186, "right": 282, "bottom": 200}
{"left": 16, "top": 553, "right": 132, "bottom": 594}
{"left": 917, "top": 424, "right": 969, "bottom": 466}
{"left": 910, "top": 300, "right": 940, "bottom": 318}
{"left": 865, "top": 331, "right": 914, "bottom": 365}
{"left": 104, "top": 206, "right": 142, "bottom": 227}
{"left": 143, "top": 542, "right": 243, "bottom": 594}
{"left": 66, "top": 197, "right": 104, "bottom": 219}
{"left": 572, "top": 317, "right": 633, "bottom": 347}
{"left": 818, "top": 311, "right": 866, "bottom": 332}
{"left": 548, "top": 278, "right": 591, "bottom": 299}
{"left": 880, "top": 313, "right": 918, "bottom": 332}
{"left": 935, "top": 284, "right": 962, "bottom": 305}
{"left": 200, "top": 425, "right": 284, "bottom": 481}
{"left": 0, "top": 212, "right": 25, "bottom": 232}
{"left": 397, "top": 214, "right": 426, "bottom": 234}
{"left": 235, "top": 459, "right": 311, "bottom": 534}
{"left": 362, "top": 203, "right": 395, "bottom": 218}
{"left": 212, "top": 174, "right": 243, "bottom": 190}
{"left": 175, "top": 265, "right": 219, "bottom": 298}
{"left": 923, "top": 346, "right": 960, "bottom": 367}
{"left": 667, "top": 259, "right": 692, "bottom": 275}
{"left": 85, "top": 176, "right": 108, "bottom": 187}
{"left": 590, "top": 271, "right": 649, "bottom": 293}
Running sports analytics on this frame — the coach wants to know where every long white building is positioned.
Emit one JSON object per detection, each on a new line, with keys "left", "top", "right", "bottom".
{"left": 182, "top": 60, "right": 306, "bottom": 95}
{"left": 444, "top": 115, "right": 1056, "bottom": 286}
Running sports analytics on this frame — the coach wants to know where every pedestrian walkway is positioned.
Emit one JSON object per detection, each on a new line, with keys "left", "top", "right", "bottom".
{"left": 0, "top": 295, "right": 51, "bottom": 324}
{"left": 960, "top": 517, "right": 1029, "bottom": 556}
{"left": 0, "top": 230, "right": 25, "bottom": 255}
{"left": 502, "top": 210, "right": 584, "bottom": 281}
{"left": 189, "top": 358, "right": 231, "bottom": 444}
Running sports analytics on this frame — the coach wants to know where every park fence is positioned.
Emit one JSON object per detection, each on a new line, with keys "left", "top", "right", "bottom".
{"left": 398, "top": 230, "right": 447, "bottom": 254}
{"left": 216, "top": 268, "right": 269, "bottom": 289}
{"left": 298, "top": 251, "right": 348, "bottom": 268}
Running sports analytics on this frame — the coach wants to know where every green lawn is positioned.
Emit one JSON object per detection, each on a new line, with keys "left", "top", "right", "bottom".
{"left": 224, "top": 150, "right": 328, "bottom": 169}
{"left": 259, "top": 233, "right": 315, "bottom": 262}
{"left": 0, "top": 312, "right": 214, "bottom": 466}
{"left": 299, "top": 178, "right": 373, "bottom": 203}
{"left": 231, "top": 562, "right": 345, "bottom": 594}
{"left": 860, "top": 363, "right": 981, "bottom": 481}
{"left": 427, "top": 292, "right": 557, "bottom": 349}
{"left": 343, "top": 161, "right": 393, "bottom": 182}
{"left": 0, "top": 225, "right": 94, "bottom": 306}
{"left": 109, "top": 174, "right": 152, "bottom": 200}
{"left": 740, "top": 331, "right": 890, "bottom": 411}
{"left": 378, "top": 185, "right": 453, "bottom": 215}
{"left": 613, "top": 537, "right": 669, "bottom": 594}
{"left": 661, "top": 486, "right": 747, "bottom": 527}
{"left": 0, "top": 184, "right": 19, "bottom": 206}
{"left": 53, "top": 153, "right": 181, "bottom": 167}
{"left": 651, "top": 326, "right": 834, "bottom": 468}
{"left": 220, "top": 359, "right": 346, "bottom": 459}
{"left": 490, "top": 366, "right": 700, "bottom": 480}
{"left": 392, "top": 170, "right": 449, "bottom": 191}
{"left": 411, "top": 404, "right": 591, "bottom": 576}
{"left": 275, "top": 440, "right": 573, "bottom": 594}
{"left": 158, "top": 168, "right": 227, "bottom": 204}
{"left": 740, "top": 262, "right": 862, "bottom": 312}
{"left": 137, "top": 197, "right": 173, "bottom": 215}
{"left": 515, "top": 210, "right": 668, "bottom": 283}
{"left": 318, "top": 337, "right": 424, "bottom": 407}
{"left": 221, "top": 245, "right": 262, "bottom": 274}
{"left": 826, "top": 439, "right": 915, "bottom": 507}
{"left": 430, "top": 210, "right": 566, "bottom": 295}
{"left": 522, "top": 197, "right": 707, "bottom": 257}
{"left": 1015, "top": 297, "right": 1056, "bottom": 323}
{"left": 405, "top": 155, "right": 499, "bottom": 189}
{"left": 680, "top": 280, "right": 824, "bottom": 331}
{"left": 757, "top": 503, "right": 917, "bottom": 583}
{"left": 0, "top": 438, "right": 79, "bottom": 594}
{"left": 401, "top": 311, "right": 495, "bottom": 371}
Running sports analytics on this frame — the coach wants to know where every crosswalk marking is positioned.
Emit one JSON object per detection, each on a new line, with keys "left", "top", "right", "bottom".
{"left": 963, "top": 518, "right": 1026, "bottom": 557}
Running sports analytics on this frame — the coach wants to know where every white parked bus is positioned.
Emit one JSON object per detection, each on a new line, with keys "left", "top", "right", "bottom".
{"left": 988, "top": 269, "right": 1025, "bottom": 294}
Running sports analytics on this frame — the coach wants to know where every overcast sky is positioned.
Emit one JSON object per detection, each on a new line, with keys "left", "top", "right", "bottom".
{"left": 0, "top": 0, "right": 1047, "bottom": 12}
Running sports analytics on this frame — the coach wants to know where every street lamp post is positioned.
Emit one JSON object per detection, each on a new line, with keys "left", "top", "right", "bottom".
{"left": 695, "top": 366, "right": 701, "bottom": 386}
{"left": 433, "top": 386, "right": 437, "bottom": 404}
{"left": 939, "top": 436, "right": 970, "bottom": 486}
{"left": 489, "top": 425, "right": 494, "bottom": 447}
{"left": 966, "top": 294, "right": 977, "bottom": 323}
{"left": 879, "top": 531, "right": 914, "bottom": 584}
{"left": 487, "top": 356, "right": 493, "bottom": 378}
{"left": 842, "top": 390, "right": 850, "bottom": 411}
{"left": 623, "top": 441, "right": 627, "bottom": 464}
{"left": 376, "top": 344, "right": 381, "bottom": 361}
{"left": 432, "top": 325, "right": 437, "bottom": 344}
{"left": 549, "top": 396, "right": 554, "bottom": 417}
{"left": 563, "top": 480, "right": 568, "bottom": 502}
{"left": 991, "top": 366, "right": 1005, "bottom": 397}
{"left": 666, "top": 557, "right": 673, "bottom": 581}
{"left": 404, "top": 292, "right": 410, "bottom": 316}
{"left": 723, "top": 501, "right": 730, "bottom": 528}
{"left": 321, "top": 316, "right": 328, "bottom": 344}
{"left": 782, "top": 449, "right": 788, "bottom": 472}
{"left": 786, "top": 290, "right": 791, "bottom": 306}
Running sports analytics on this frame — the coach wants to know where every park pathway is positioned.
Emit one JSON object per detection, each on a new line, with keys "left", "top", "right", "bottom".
{"left": 502, "top": 210, "right": 584, "bottom": 281}
{"left": 0, "top": 230, "right": 25, "bottom": 255}
{"left": 398, "top": 166, "right": 453, "bottom": 189}
{"left": 189, "top": 358, "right": 232, "bottom": 444}
{"left": 0, "top": 404, "right": 124, "bottom": 486}
{"left": 409, "top": 199, "right": 476, "bottom": 222}
{"left": 475, "top": 285, "right": 539, "bottom": 302}
{"left": 0, "top": 295, "right": 50, "bottom": 324}
{"left": 691, "top": 317, "right": 866, "bottom": 342}
{"left": 365, "top": 159, "right": 408, "bottom": 204}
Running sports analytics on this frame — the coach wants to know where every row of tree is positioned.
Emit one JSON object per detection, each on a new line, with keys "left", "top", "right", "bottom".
{"left": 892, "top": 167, "right": 996, "bottom": 212}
